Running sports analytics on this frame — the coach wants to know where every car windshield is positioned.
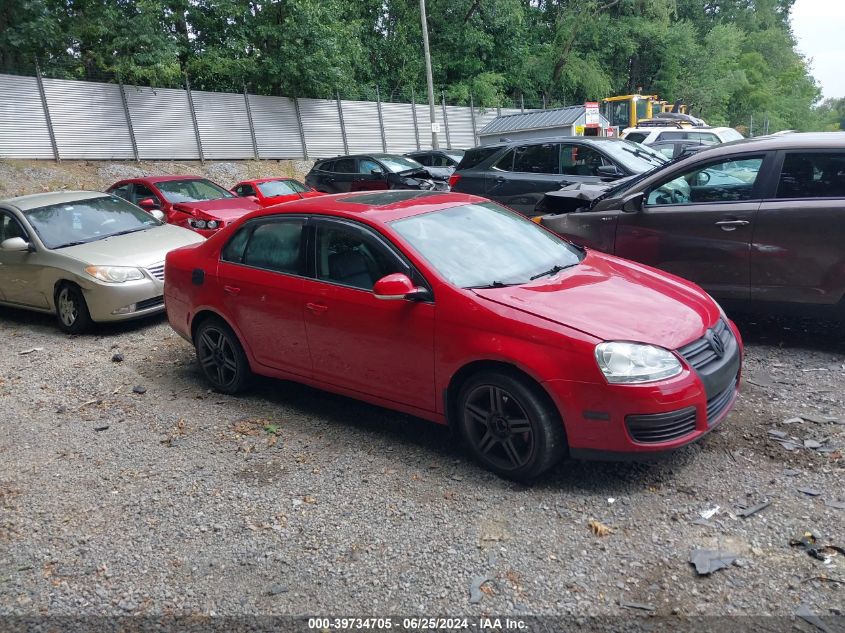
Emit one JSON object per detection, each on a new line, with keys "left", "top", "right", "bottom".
{"left": 378, "top": 156, "right": 425, "bottom": 173}
{"left": 256, "top": 179, "right": 309, "bottom": 197}
{"left": 599, "top": 140, "right": 668, "bottom": 172}
{"left": 24, "top": 196, "right": 161, "bottom": 249}
{"left": 155, "top": 178, "right": 234, "bottom": 202}
{"left": 391, "top": 202, "right": 583, "bottom": 288}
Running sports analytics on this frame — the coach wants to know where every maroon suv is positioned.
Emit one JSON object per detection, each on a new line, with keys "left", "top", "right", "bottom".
{"left": 537, "top": 132, "right": 845, "bottom": 319}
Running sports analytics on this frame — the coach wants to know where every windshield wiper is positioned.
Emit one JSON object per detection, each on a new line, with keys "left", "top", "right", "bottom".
{"left": 468, "top": 281, "right": 514, "bottom": 289}
{"left": 53, "top": 240, "right": 90, "bottom": 249}
{"left": 103, "top": 227, "right": 148, "bottom": 238}
{"left": 530, "top": 263, "right": 576, "bottom": 280}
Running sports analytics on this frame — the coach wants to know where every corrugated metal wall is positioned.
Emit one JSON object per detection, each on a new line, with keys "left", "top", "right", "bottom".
{"left": 43, "top": 77, "right": 135, "bottom": 160}
{"left": 0, "top": 74, "right": 55, "bottom": 159}
{"left": 248, "top": 94, "right": 303, "bottom": 159}
{"left": 0, "top": 74, "right": 524, "bottom": 161}
{"left": 124, "top": 85, "right": 199, "bottom": 160}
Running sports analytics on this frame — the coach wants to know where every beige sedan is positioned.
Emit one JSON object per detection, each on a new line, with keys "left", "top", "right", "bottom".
{"left": 0, "top": 191, "right": 203, "bottom": 333}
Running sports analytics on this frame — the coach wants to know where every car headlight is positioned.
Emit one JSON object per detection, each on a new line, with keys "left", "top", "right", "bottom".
{"left": 206, "top": 220, "right": 219, "bottom": 229}
{"left": 85, "top": 265, "right": 145, "bottom": 283}
{"left": 595, "top": 342, "right": 682, "bottom": 384}
{"left": 188, "top": 219, "right": 207, "bottom": 229}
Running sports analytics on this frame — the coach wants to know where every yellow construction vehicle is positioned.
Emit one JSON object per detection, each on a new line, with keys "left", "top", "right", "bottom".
{"left": 601, "top": 94, "right": 689, "bottom": 130}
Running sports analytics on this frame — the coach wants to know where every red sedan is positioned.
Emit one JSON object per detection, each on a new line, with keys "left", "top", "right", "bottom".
{"left": 164, "top": 191, "right": 742, "bottom": 479}
{"left": 231, "top": 177, "right": 324, "bottom": 207}
{"left": 107, "top": 176, "right": 260, "bottom": 238}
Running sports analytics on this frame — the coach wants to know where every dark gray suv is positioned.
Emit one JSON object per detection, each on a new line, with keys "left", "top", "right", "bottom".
{"left": 449, "top": 137, "right": 666, "bottom": 216}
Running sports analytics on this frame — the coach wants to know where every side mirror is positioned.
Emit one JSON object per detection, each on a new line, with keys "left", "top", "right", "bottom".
{"left": 138, "top": 197, "right": 160, "bottom": 210}
{"left": 1, "top": 237, "right": 33, "bottom": 252}
{"left": 597, "top": 165, "right": 623, "bottom": 178}
{"left": 373, "top": 273, "right": 429, "bottom": 301}
{"left": 371, "top": 168, "right": 385, "bottom": 176}
{"left": 621, "top": 191, "right": 644, "bottom": 213}
{"left": 150, "top": 209, "right": 165, "bottom": 222}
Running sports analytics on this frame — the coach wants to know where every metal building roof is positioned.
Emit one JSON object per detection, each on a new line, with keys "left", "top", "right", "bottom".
{"left": 478, "top": 105, "right": 599, "bottom": 136}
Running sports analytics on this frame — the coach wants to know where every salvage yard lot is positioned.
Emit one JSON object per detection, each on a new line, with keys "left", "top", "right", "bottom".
{"left": 1, "top": 309, "right": 843, "bottom": 617}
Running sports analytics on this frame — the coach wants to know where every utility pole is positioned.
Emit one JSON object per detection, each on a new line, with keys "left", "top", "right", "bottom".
{"left": 419, "top": 0, "right": 439, "bottom": 149}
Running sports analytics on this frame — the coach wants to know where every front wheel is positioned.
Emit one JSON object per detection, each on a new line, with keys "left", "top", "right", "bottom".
{"left": 194, "top": 318, "right": 250, "bottom": 394}
{"left": 457, "top": 371, "right": 566, "bottom": 481}
{"left": 55, "top": 284, "right": 92, "bottom": 334}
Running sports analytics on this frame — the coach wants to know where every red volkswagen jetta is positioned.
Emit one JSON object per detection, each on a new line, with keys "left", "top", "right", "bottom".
{"left": 164, "top": 191, "right": 742, "bottom": 479}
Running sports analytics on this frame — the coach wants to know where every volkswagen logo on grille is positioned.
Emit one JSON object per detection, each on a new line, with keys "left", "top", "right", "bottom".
{"left": 705, "top": 329, "right": 725, "bottom": 358}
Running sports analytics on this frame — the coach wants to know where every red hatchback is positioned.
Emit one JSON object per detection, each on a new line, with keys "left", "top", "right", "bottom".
{"left": 164, "top": 191, "right": 742, "bottom": 480}
{"left": 107, "top": 176, "right": 260, "bottom": 238}
{"left": 231, "top": 177, "right": 325, "bottom": 207}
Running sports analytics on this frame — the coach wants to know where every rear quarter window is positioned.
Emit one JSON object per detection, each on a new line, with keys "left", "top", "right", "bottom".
{"left": 457, "top": 146, "right": 502, "bottom": 170}
{"left": 625, "top": 132, "right": 648, "bottom": 144}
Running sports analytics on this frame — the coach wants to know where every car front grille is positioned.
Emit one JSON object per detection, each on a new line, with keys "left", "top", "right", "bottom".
{"left": 135, "top": 296, "right": 164, "bottom": 311}
{"left": 678, "top": 319, "right": 731, "bottom": 371}
{"left": 625, "top": 407, "right": 697, "bottom": 444}
{"left": 706, "top": 379, "right": 737, "bottom": 425}
{"left": 146, "top": 262, "right": 165, "bottom": 281}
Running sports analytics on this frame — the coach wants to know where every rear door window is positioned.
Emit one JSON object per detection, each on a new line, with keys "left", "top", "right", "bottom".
{"left": 333, "top": 158, "right": 356, "bottom": 174}
{"left": 493, "top": 150, "right": 515, "bottom": 171}
{"left": 512, "top": 144, "right": 558, "bottom": 174}
{"left": 777, "top": 152, "right": 845, "bottom": 199}
{"left": 236, "top": 220, "right": 306, "bottom": 275}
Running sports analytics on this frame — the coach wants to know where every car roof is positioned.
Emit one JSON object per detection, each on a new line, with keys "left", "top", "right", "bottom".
{"left": 0, "top": 190, "right": 109, "bottom": 212}
{"left": 142, "top": 175, "right": 207, "bottom": 183}
{"left": 238, "top": 177, "right": 298, "bottom": 185}
{"left": 678, "top": 132, "right": 845, "bottom": 160}
{"left": 319, "top": 153, "right": 412, "bottom": 161}
{"left": 478, "top": 136, "right": 634, "bottom": 150}
{"left": 237, "top": 190, "right": 485, "bottom": 224}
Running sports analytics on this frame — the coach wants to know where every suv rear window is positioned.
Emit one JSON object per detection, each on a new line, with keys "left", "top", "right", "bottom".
{"left": 456, "top": 146, "right": 501, "bottom": 170}
{"left": 625, "top": 132, "right": 648, "bottom": 144}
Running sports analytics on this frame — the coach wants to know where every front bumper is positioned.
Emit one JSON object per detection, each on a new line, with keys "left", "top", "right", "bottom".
{"left": 544, "top": 319, "right": 742, "bottom": 459}
{"left": 80, "top": 275, "right": 166, "bottom": 322}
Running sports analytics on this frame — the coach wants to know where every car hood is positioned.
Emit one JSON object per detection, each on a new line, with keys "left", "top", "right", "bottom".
{"left": 471, "top": 250, "right": 719, "bottom": 349}
{"left": 173, "top": 198, "right": 260, "bottom": 219}
{"left": 264, "top": 191, "right": 324, "bottom": 203}
{"left": 59, "top": 224, "right": 204, "bottom": 268}
{"left": 546, "top": 177, "right": 635, "bottom": 202}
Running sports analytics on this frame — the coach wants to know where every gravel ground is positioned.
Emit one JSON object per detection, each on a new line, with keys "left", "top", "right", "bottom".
{"left": 0, "top": 307, "right": 843, "bottom": 622}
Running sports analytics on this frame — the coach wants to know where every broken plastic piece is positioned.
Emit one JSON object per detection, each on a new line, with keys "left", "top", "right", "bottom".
{"left": 689, "top": 548, "right": 737, "bottom": 575}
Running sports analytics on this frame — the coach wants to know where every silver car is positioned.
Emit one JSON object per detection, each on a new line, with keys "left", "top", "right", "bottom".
{"left": 0, "top": 191, "right": 204, "bottom": 333}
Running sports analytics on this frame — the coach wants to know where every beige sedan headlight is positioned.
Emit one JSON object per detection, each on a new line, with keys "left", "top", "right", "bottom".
{"left": 84, "top": 265, "right": 145, "bottom": 283}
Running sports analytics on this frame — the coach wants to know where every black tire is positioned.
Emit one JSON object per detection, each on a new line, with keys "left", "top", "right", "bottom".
{"left": 193, "top": 317, "right": 250, "bottom": 394}
{"left": 456, "top": 371, "right": 566, "bottom": 481}
{"left": 55, "top": 283, "right": 93, "bottom": 334}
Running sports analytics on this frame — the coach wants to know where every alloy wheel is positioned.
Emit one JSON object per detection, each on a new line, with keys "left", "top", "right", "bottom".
{"left": 57, "top": 288, "right": 78, "bottom": 327}
{"left": 463, "top": 384, "right": 535, "bottom": 471}
{"left": 196, "top": 326, "right": 240, "bottom": 389}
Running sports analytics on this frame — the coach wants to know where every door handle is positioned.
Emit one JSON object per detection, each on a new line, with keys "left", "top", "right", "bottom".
{"left": 715, "top": 219, "right": 750, "bottom": 231}
{"left": 223, "top": 285, "right": 241, "bottom": 296}
{"left": 494, "top": 176, "right": 506, "bottom": 183}
{"left": 305, "top": 302, "right": 328, "bottom": 314}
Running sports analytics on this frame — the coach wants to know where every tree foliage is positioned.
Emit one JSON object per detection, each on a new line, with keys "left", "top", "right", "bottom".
{"left": 0, "top": 0, "right": 830, "bottom": 130}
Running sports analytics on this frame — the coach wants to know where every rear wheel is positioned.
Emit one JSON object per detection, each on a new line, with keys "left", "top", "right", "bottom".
{"left": 194, "top": 318, "right": 250, "bottom": 394}
{"left": 457, "top": 371, "right": 566, "bottom": 481}
{"left": 55, "top": 284, "right": 92, "bottom": 334}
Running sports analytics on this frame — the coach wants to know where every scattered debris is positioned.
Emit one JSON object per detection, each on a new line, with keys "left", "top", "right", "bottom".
{"left": 589, "top": 519, "right": 612, "bottom": 537}
{"left": 789, "top": 532, "right": 845, "bottom": 562}
{"left": 93, "top": 425, "right": 109, "bottom": 432}
{"left": 132, "top": 385, "right": 147, "bottom": 394}
{"left": 797, "top": 487, "right": 822, "bottom": 497}
{"left": 796, "top": 603, "right": 835, "bottom": 633}
{"left": 111, "top": 353, "right": 124, "bottom": 362}
{"left": 689, "top": 548, "right": 738, "bottom": 575}
{"left": 738, "top": 500, "right": 771, "bottom": 518}
{"left": 783, "top": 469, "right": 801, "bottom": 477}
{"left": 607, "top": 497, "right": 616, "bottom": 504}
{"left": 768, "top": 429, "right": 788, "bottom": 439}
{"left": 700, "top": 506, "right": 720, "bottom": 520}
{"left": 619, "top": 596, "right": 656, "bottom": 612}
{"left": 824, "top": 499, "right": 845, "bottom": 510}
{"left": 266, "top": 584, "right": 288, "bottom": 596}
{"left": 783, "top": 417, "right": 803, "bottom": 424}
{"left": 777, "top": 440, "right": 802, "bottom": 451}
{"left": 804, "top": 439, "right": 823, "bottom": 449}
{"left": 469, "top": 573, "right": 493, "bottom": 604}
{"left": 18, "top": 347, "right": 43, "bottom": 355}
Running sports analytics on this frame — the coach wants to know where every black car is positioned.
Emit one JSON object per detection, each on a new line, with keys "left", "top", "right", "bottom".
{"left": 404, "top": 149, "right": 465, "bottom": 184}
{"left": 305, "top": 154, "right": 441, "bottom": 194}
{"left": 449, "top": 137, "right": 667, "bottom": 216}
